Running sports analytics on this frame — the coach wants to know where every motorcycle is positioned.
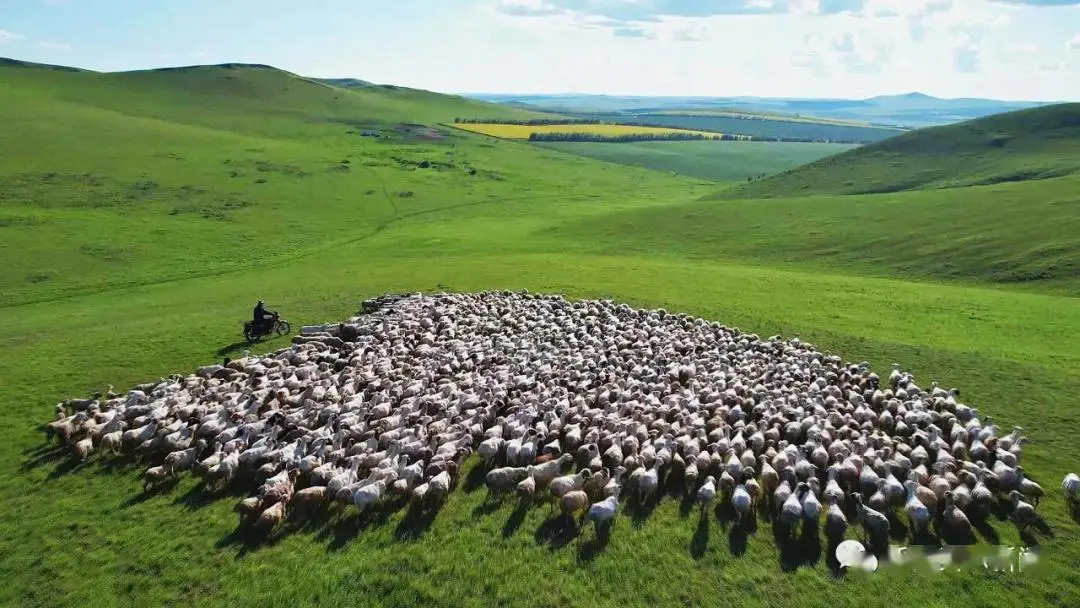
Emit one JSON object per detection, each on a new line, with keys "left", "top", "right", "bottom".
{"left": 243, "top": 312, "right": 292, "bottom": 343}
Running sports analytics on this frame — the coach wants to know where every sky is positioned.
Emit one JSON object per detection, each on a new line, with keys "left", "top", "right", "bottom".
{"left": 1, "top": 0, "right": 1079, "bottom": 100}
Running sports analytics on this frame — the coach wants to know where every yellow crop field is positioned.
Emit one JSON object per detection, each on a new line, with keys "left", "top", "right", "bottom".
{"left": 448, "top": 123, "right": 728, "bottom": 139}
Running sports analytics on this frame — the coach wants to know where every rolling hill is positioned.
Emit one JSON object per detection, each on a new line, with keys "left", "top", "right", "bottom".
{"left": 713, "top": 103, "right": 1080, "bottom": 199}
{"left": 2, "top": 57, "right": 1080, "bottom": 608}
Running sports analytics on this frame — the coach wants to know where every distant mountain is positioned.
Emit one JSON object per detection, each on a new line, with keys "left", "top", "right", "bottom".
{"left": 464, "top": 92, "right": 1056, "bottom": 128}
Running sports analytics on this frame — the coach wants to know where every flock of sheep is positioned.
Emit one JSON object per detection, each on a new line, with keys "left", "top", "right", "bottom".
{"left": 43, "top": 291, "right": 1080, "bottom": 555}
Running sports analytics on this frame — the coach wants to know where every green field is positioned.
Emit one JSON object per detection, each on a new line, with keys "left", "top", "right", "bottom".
{"left": 535, "top": 140, "right": 857, "bottom": 182}
{"left": 3, "top": 59, "right": 1080, "bottom": 608}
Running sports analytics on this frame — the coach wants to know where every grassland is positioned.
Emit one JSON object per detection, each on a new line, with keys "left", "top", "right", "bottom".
{"left": 534, "top": 140, "right": 857, "bottom": 182}
{"left": 2, "top": 59, "right": 1080, "bottom": 608}
{"left": 447, "top": 122, "right": 731, "bottom": 140}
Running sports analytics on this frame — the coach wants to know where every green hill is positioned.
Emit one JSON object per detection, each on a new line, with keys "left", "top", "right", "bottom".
{"left": 714, "top": 103, "right": 1080, "bottom": 198}
{"left": 2, "top": 58, "right": 1080, "bottom": 608}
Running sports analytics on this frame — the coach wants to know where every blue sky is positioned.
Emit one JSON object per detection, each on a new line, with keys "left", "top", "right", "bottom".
{"left": 1, "top": 0, "right": 1078, "bottom": 100}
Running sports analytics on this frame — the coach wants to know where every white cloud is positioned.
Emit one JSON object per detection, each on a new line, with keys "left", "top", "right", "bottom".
{"left": 495, "top": 0, "right": 563, "bottom": 17}
{"left": 1069, "top": 33, "right": 1080, "bottom": 49}
{"left": 1007, "top": 42, "right": 1038, "bottom": 52}
{"left": 0, "top": 29, "right": 25, "bottom": 44}
{"left": 38, "top": 41, "right": 71, "bottom": 51}
{"left": 407, "top": 0, "right": 1080, "bottom": 100}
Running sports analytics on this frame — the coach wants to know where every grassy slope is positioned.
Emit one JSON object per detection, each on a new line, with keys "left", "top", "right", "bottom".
{"left": 2, "top": 62, "right": 1080, "bottom": 608}
{"left": 714, "top": 103, "right": 1080, "bottom": 199}
{"left": 1, "top": 63, "right": 684, "bottom": 306}
{"left": 548, "top": 175, "right": 1080, "bottom": 292}
{"left": 534, "top": 140, "right": 857, "bottom": 183}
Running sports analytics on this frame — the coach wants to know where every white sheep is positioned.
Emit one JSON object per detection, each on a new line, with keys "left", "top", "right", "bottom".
{"left": 1062, "top": 473, "right": 1080, "bottom": 505}
{"left": 484, "top": 466, "right": 530, "bottom": 493}
{"left": 353, "top": 480, "right": 386, "bottom": 514}
{"left": 550, "top": 469, "right": 591, "bottom": 499}
{"left": 586, "top": 488, "right": 619, "bottom": 530}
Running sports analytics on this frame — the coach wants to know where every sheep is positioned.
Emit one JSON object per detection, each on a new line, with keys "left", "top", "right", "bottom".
{"left": 903, "top": 480, "right": 931, "bottom": 536}
{"left": 256, "top": 500, "right": 287, "bottom": 533}
{"left": 353, "top": 480, "right": 387, "bottom": 514}
{"left": 942, "top": 491, "right": 971, "bottom": 539}
{"left": 235, "top": 496, "right": 263, "bottom": 524}
{"left": 72, "top": 437, "right": 94, "bottom": 461}
{"left": 1015, "top": 467, "right": 1044, "bottom": 507}
{"left": 142, "top": 465, "right": 172, "bottom": 492}
{"left": 290, "top": 486, "right": 329, "bottom": 513}
{"left": 824, "top": 495, "right": 847, "bottom": 539}
{"left": 852, "top": 494, "right": 890, "bottom": 543}
{"left": 799, "top": 482, "right": 821, "bottom": 523}
{"left": 732, "top": 483, "right": 752, "bottom": 522}
{"left": 636, "top": 463, "right": 659, "bottom": 503}
{"left": 164, "top": 440, "right": 206, "bottom": 474}
{"left": 484, "top": 467, "right": 530, "bottom": 494}
{"left": 586, "top": 488, "right": 619, "bottom": 530}
{"left": 1063, "top": 473, "right": 1080, "bottom": 506}
{"left": 560, "top": 490, "right": 590, "bottom": 519}
{"left": 477, "top": 436, "right": 504, "bottom": 465}
{"left": 38, "top": 291, "right": 1051, "bottom": 566}
{"left": 427, "top": 470, "right": 453, "bottom": 506}
{"left": 531, "top": 454, "right": 574, "bottom": 489}
{"left": 100, "top": 430, "right": 124, "bottom": 455}
{"left": 779, "top": 486, "right": 802, "bottom": 530}
{"left": 550, "top": 469, "right": 591, "bottom": 500}
{"left": 1009, "top": 491, "right": 1039, "bottom": 532}
{"left": 516, "top": 474, "right": 536, "bottom": 502}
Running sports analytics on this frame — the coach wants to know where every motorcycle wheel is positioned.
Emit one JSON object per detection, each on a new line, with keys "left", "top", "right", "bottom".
{"left": 276, "top": 320, "right": 291, "bottom": 336}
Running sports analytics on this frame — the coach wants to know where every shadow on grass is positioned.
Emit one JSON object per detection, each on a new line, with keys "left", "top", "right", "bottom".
{"left": 774, "top": 520, "right": 822, "bottom": 572}
{"left": 472, "top": 493, "right": 507, "bottom": 518}
{"left": 824, "top": 533, "right": 845, "bottom": 578}
{"left": 626, "top": 491, "right": 660, "bottom": 526}
{"left": 678, "top": 493, "right": 696, "bottom": 519}
{"left": 712, "top": 500, "right": 738, "bottom": 531}
{"left": 461, "top": 462, "right": 488, "bottom": 493}
{"left": 1016, "top": 515, "right": 1053, "bottom": 547}
{"left": 886, "top": 512, "right": 909, "bottom": 543}
{"left": 21, "top": 444, "right": 68, "bottom": 472}
{"left": 1069, "top": 502, "right": 1080, "bottom": 526}
{"left": 46, "top": 455, "right": 91, "bottom": 480}
{"left": 577, "top": 521, "right": 611, "bottom": 562}
{"left": 216, "top": 521, "right": 281, "bottom": 558}
{"left": 502, "top": 502, "right": 529, "bottom": 537}
{"left": 120, "top": 477, "right": 182, "bottom": 508}
{"left": 215, "top": 341, "right": 252, "bottom": 358}
{"left": 728, "top": 514, "right": 756, "bottom": 557}
{"left": 690, "top": 512, "right": 709, "bottom": 559}
{"left": 970, "top": 511, "right": 1001, "bottom": 545}
{"left": 534, "top": 513, "right": 580, "bottom": 550}
{"left": 393, "top": 503, "right": 438, "bottom": 542}
{"left": 174, "top": 478, "right": 253, "bottom": 511}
